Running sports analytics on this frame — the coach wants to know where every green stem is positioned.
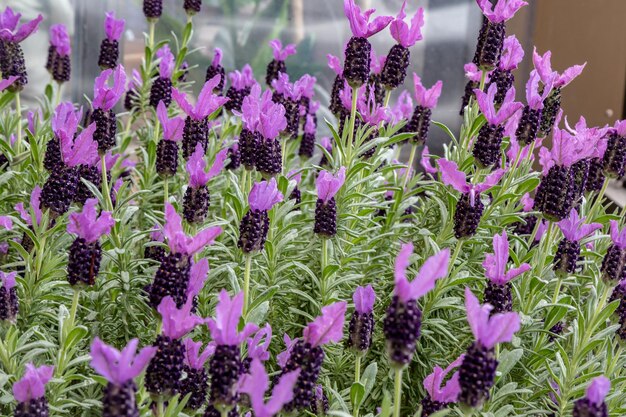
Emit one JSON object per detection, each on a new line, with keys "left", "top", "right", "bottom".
{"left": 68, "top": 289, "right": 80, "bottom": 330}
{"left": 354, "top": 355, "right": 362, "bottom": 417}
{"left": 15, "top": 92, "right": 22, "bottom": 153}
{"left": 55, "top": 83, "right": 62, "bottom": 106}
{"left": 281, "top": 136, "right": 288, "bottom": 174}
{"left": 163, "top": 177, "right": 168, "bottom": 206}
{"left": 346, "top": 86, "right": 359, "bottom": 165}
{"left": 383, "top": 90, "right": 392, "bottom": 110}
{"left": 321, "top": 238, "right": 328, "bottom": 303}
{"left": 148, "top": 20, "right": 156, "bottom": 50}
{"left": 157, "top": 399, "right": 165, "bottom": 417}
{"left": 552, "top": 275, "right": 562, "bottom": 305}
{"left": 243, "top": 254, "right": 252, "bottom": 316}
{"left": 587, "top": 178, "right": 608, "bottom": 221}
{"left": 449, "top": 240, "right": 464, "bottom": 273}
{"left": 393, "top": 368, "right": 403, "bottom": 417}
{"left": 402, "top": 144, "right": 417, "bottom": 190}
{"left": 101, "top": 156, "right": 122, "bottom": 248}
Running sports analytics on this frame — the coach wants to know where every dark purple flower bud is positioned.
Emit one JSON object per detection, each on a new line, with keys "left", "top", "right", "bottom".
{"left": 314, "top": 168, "right": 345, "bottom": 238}
{"left": 225, "top": 66, "right": 255, "bottom": 112}
{"left": 347, "top": 285, "right": 376, "bottom": 353}
{"left": 548, "top": 321, "right": 564, "bottom": 342}
{"left": 143, "top": 0, "right": 163, "bottom": 20}
{"left": 535, "top": 165, "right": 575, "bottom": 222}
{"left": 226, "top": 142, "right": 241, "bottom": 170}
{"left": 473, "top": 123, "right": 504, "bottom": 168}
{"left": 92, "top": 108, "right": 117, "bottom": 155}
{"left": 405, "top": 106, "right": 432, "bottom": 146}
{"left": 330, "top": 75, "right": 344, "bottom": 116}
{"left": 225, "top": 86, "right": 250, "bottom": 113}
{"left": 344, "top": 37, "right": 371, "bottom": 88}
{"left": 257, "top": 137, "right": 282, "bottom": 177}
{"left": 421, "top": 397, "right": 447, "bottom": 417}
{"left": 156, "top": 140, "right": 179, "bottom": 177}
{"left": 184, "top": 0, "right": 202, "bottom": 15}
{"left": 383, "top": 296, "right": 421, "bottom": 367}
{"left": 281, "top": 340, "right": 324, "bottom": 413}
{"left": 206, "top": 49, "right": 225, "bottom": 93}
{"left": 183, "top": 186, "right": 209, "bottom": 224}
{"left": 238, "top": 179, "right": 283, "bottom": 253}
{"left": 483, "top": 281, "right": 512, "bottom": 314}
{"left": 208, "top": 344, "right": 241, "bottom": 410}
{"left": 239, "top": 129, "right": 260, "bottom": 170}
{"left": 40, "top": 166, "right": 80, "bottom": 217}
{"left": 586, "top": 157, "right": 606, "bottom": 192}
{"left": 602, "top": 221, "right": 626, "bottom": 283}
{"left": 203, "top": 405, "right": 239, "bottom": 417}
{"left": 573, "top": 377, "right": 610, "bottom": 417}
{"left": 458, "top": 341, "right": 498, "bottom": 407}
{"left": 47, "top": 25, "right": 71, "bottom": 83}
{"left": 515, "top": 106, "right": 542, "bottom": 147}
{"left": 98, "top": 13, "right": 124, "bottom": 70}
{"left": 13, "top": 363, "right": 53, "bottom": 417}
{"left": 571, "top": 158, "right": 590, "bottom": 204}
{"left": 150, "top": 252, "right": 191, "bottom": 308}
{"left": 299, "top": 133, "right": 315, "bottom": 159}
{"left": 0, "top": 41, "right": 27, "bottom": 91}
{"left": 553, "top": 239, "right": 580, "bottom": 275}
{"left": 150, "top": 77, "right": 173, "bottom": 109}
{"left": 310, "top": 385, "right": 329, "bottom": 416}
{"left": 460, "top": 81, "right": 479, "bottom": 116}
{"left": 75, "top": 165, "right": 102, "bottom": 205}
{"left": 602, "top": 131, "right": 626, "bottom": 178}
{"left": 381, "top": 44, "right": 409, "bottom": 90}
{"left": 473, "top": 19, "right": 505, "bottom": 71}
{"left": 67, "top": 238, "right": 102, "bottom": 286}
{"left": 182, "top": 117, "right": 209, "bottom": 160}
{"left": 487, "top": 69, "right": 514, "bottom": 106}
{"left": 44, "top": 138, "right": 64, "bottom": 173}
{"left": 101, "top": 381, "right": 139, "bottom": 417}
{"left": 453, "top": 193, "right": 484, "bottom": 239}
{"left": 0, "top": 271, "right": 18, "bottom": 323}
{"left": 539, "top": 88, "right": 562, "bottom": 138}
{"left": 145, "top": 335, "right": 184, "bottom": 396}
{"left": 180, "top": 365, "right": 208, "bottom": 410}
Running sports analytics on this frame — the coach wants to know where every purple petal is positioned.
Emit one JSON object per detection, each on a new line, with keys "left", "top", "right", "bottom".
{"left": 404, "top": 249, "right": 450, "bottom": 301}
{"left": 249, "top": 178, "right": 284, "bottom": 211}
{"left": 186, "top": 258, "right": 209, "bottom": 299}
{"left": 474, "top": 168, "right": 506, "bottom": 193}
{"left": 420, "top": 146, "right": 438, "bottom": 175}
{"left": 437, "top": 159, "right": 469, "bottom": 193}
{"left": 0, "top": 270, "right": 17, "bottom": 290}
{"left": 67, "top": 199, "right": 114, "bottom": 243}
{"left": 49, "top": 24, "right": 71, "bottom": 56}
{"left": 353, "top": 285, "right": 376, "bottom": 314}
{"left": 316, "top": 166, "right": 346, "bottom": 203}
{"left": 13, "top": 363, "right": 54, "bottom": 402}
{"left": 11, "top": 14, "right": 43, "bottom": 43}
{"left": 0, "top": 216, "right": 12, "bottom": 230}
{"left": 555, "top": 63, "right": 586, "bottom": 88}
{"left": 247, "top": 324, "right": 272, "bottom": 361}
{"left": 207, "top": 290, "right": 249, "bottom": 345}
{"left": 158, "top": 296, "right": 204, "bottom": 340}
{"left": 104, "top": 11, "right": 125, "bottom": 42}
{"left": 303, "top": 301, "right": 347, "bottom": 347}
{"left": 187, "top": 143, "right": 211, "bottom": 188}
{"left": 499, "top": 35, "right": 523, "bottom": 71}
{"left": 585, "top": 376, "right": 610, "bottom": 406}
{"left": 327, "top": 54, "right": 342, "bottom": 76}
{"left": 480, "top": 310, "right": 521, "bottom": 349}
{"left": 413, "top": 73, "right": 442, "bottom": 109}
{"left": 265, "top": 368, "right": 301, "bottom": 416}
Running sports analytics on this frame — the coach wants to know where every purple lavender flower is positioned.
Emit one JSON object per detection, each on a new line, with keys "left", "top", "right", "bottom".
{"left": 173, "top": 76, "right": 229, "bottom": 159}
{"left": 347, "top": 285, "right": 376, "bottom": 353}
{"left": 226, "top": 141, "right": 241, "bottom": 170}
{"left": 240, "top": 359, "right": 300, "bottom": 417}
{"left": 206, "top": 290, "right": 259, "bottom": 412}
{"left": 206, "top": 48, "right": 225, "bottom": 93}
{"left": 0, "top": 7, "right": 43, "bottom": 91}
{"left": 236, "top": 84, "right": 263, "bottom": 170}
{"left": 460, "top": 63, "right": 489, "bottom": 115}
{"left": 602, "top": 120, "right": 626, "bottom": 179}
{"left": 421, "top": 355, "right": 464, "bottom": 416}
{"left": 271, "top": 73, "right": 307, "bottom": 138}
{"left": 437, "top": 159, "right": 505, "bottom": 238}
{"left": 150, "top": 45, "right": 175, "bottom": 108}
{"left": 243, "top": 324, "right": 272, "bottom": 372}
{"left": 143, "top": 0, "right": 163, "bottom": 20}
{"left": 404, "top": 74, "right": 442, "bottom": 146}
{"left": 184, "top": 0, "right": 203, "bottom": 15}
{"left": 146, "top": 296, "right": 204, "bottom": 396}
{"left": 310, "top": 384, "right": 329, "bottom": 416}
{"left": 384, "top": 244, "right": 450, "bottom": 368}
{"left": 315, "top": 167, "right": 346, "bottom": 237}
{"left": 92, "top": 65, "right": 126, "bottom": 154}
{"left": 487, "top": 35, "right": 523, "bottom": 106}
{"left": 66, "top": 199, "right": 114, "bottom": 286}
{"left": 328, "top": 54, "right": 345, "bottom": 116}
{"left": 98, "top": 12, "right": 124, "bottom": 70}
{"left": 45, "top": 102, "right": 78, "bottom": 172}
{"left": 156, "top": 101, "right": 185, "bottom": 177}
{"left": 482, "top": 230, "right": 530, "bottom": 313}
{"left": 225, "top": 65, "right": 255, "bottom": 113}
{"left": 459, "top": 287, "right": 520, "bottom": 407}
{"left": 381, "top": 1, "right": 424, "bottom": 90}
{"left": 473, "top": 0, "right": 527, "bottom": 70}
{"left": 124, "top": 69, "right": 141, "bottom": 111}
{"left": 319, "top": 136, "right": 333, "bottom": 167}
{"left": 533, "top": 48, "right": 586, "bottom": 137}
{"left": 343, "top": 0, "right": 392, "bottom": 88}
{"left": 473, "top": 83, "right": 523, "bottom": 167}
{"left": 12, "top": 363, "right": 54, "bottom": 417}
{"left": 280, "top": 302, "right": 347, "bottom": 412}
{"left": 91, "top": 338, "right": 157, "bottom": 417}
{"left": 554, "top": 209, "right": 601, "bottom": 275}
{"left": 0, "top": 270, "right": 18, "bottom": 323}
{"left": 420, "top": 146, "right": 438, "bottom": 175}
{"left": 257, "top": 88, "right": 288, "bottom": 176}
{"left": 46, "top": 24, "right": 71, "bottom": 83}
{"left": 299, "top": 114, "right": 317, "bottom": 158}
{"left": 287, "top": 170, "right": 303, "bottom": 206}
{"left": 238, "top": 178, "right": 283, "bottom": 253}
{"left": 515, "top": 70, "right": 552, "bottom": 146}
{"left": 179, "top": 338, "right": 215, "bottom": 410}
{"left": 266, "top": 39, "right": 296, "bottom": 87}
{"left": 184, "top": 144, "right": 227, "bottom": 224}
{"left": 601, "top": 221, "right": 626, "bottom": 283}
{"left": 573, "top": 376, "right": 610, "bottom": 417}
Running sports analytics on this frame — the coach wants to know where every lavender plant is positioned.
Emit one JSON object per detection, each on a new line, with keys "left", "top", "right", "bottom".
{"left": 1, "top": 0, "right": 626, "bottom": 416}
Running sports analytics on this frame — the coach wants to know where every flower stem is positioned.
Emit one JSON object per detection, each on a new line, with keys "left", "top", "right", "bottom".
{"left": 163, "top": 177, "right": 168, "bottom": 206}
{"left": 68, "top": 289, "right": 80, "bottom": 330}
{"left": 402, "top": 144, "right": 417, "bottom": 190}
{"left": 354, "top": 355, "right": 362, "bottom": 417}
{"left": 157, "top": 399, "right": 165, "bottom": 417}
{"left": 101, "top": 156, "right": 122, "bottom": 248}
{"left": 393, "top": 368, "right": 403, "bottom": 417}
{"left": 243, "top": 254, "right": 252, "bottom": 316}
{"left": 383, "top": 90, "right": 392, "bottom": 109}
{"left": 148, "top": 20, "right": 156, "bottom": 50}
{"left": 449, "top": 240, "right": 464, "bottom": 273}
{"left": 15, "top": 92, "right": 22, "bottom": 153}
{"left": 347, "top": 86, "right": 359, "bottom": 165}
{"left": 321, "top": 238, "right": 328, "bottom": 303}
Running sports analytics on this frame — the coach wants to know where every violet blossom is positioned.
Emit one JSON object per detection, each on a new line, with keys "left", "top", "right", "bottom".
{"left": 393, "top": 243, "right": 451, "bottom": 304}
{"left": 104, "top": 11, "right": 124, "bottom": 42}
{"left": 269, "top": 39, "right": 296, "bottom": 61}
{"left": 156, "top": 101, "right": 184, "bottom": 142}
{"left": 464, "top": 287, "right": 520, "bottom": 349}
{"left": 0, "top": 7, "right": 42, "bottom": 43}
{"left": 423, "top": 355, "right": 465, "bottom": 405}
{"left": 186, "top": 258, "right": 209, "bottom": 301}
{"left": 316, "top": 167, "right": 346, "bottom": 204}
{"left": 438, "top": 159, "right": 505, "bottom": 206}
{"left": 50, "top": 24, "right": 70, "bottom": 56}
{"left": 12, "top": 363, "right": 54, "bottom": 403}
{"left": 343, "top": 0, "right": 393, "bottom": 38}
{"left": 557, "top": 209, "right": 602, "bottom": 243}
{"left": 389, "top": 0, "right": 424, "bottom": 48}
{"left": 206, "top": 290, "right": 259, "bottom": 346}
{"left": 240, "top": 359, "right": 300, "bottom": 417}
{"left": 163, "top": 202, "right": 223, "bottom": 255}
{"left": 183, "top": 338, "right": 215, "bottom": 370}
{"left": 90, "top": 338, "right": 157, "bottom": 386}
{"left": 303, "top": 301, "right": 348, "bottom": 347}
{"left": 483, "top": 230, "right": 531, "bottom": 286}
{"left": 173, "top": 76, "right": 229, "bottom": 121}
{"left": 476, "top": 0, "right": 528, "bottom": 23}
{"left": 420, "top": 145, "right": 438, "bottom": 175}
{"left": 67, "top": 199, "right": 114, "bottom": 243}
{"left": 186, "top": 143, "right": 228, "bottom": 188}
{"left": 15, "top": 186, "right": 43, "bottom": 227}
{"left": 475, "top": 83, "right": 523, "bottom": 127}
{"left": 158, "top": 296, "right": 205, "bottom": 340}
{"left": 93, "top": 65, "right": 127, "bottom": 111}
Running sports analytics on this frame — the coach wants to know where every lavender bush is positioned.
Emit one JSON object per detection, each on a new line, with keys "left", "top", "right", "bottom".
{"left": 0, "top": 1, "right": 625, "bottom": 416}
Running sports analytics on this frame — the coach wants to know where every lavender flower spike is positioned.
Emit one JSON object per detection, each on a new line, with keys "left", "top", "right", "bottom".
{"left": 13, "top": 363, "right": 54, "bottom": 405}
{"left": 482, "top": 230, "right": 530, "bottom": 313}
{"left": 459, "top": 287, "right": 520, "bottom": 407}
{"left": 421, "top": 355, "right": 465, "bottom": 416}
{"left": 207, "top": 290, "right": 259, "bottom": 345}
{"left": 238, "top": 178, "right": 283, "bottom": 253}
{"left": 266, "top": 39, "right": 296, "bottom": 86}
{"left": 150, "top": 45, "right": 175, "bottom": 108}
{"left": 304, "top": 301, "right": 348, "bottom": 347}
{"left": 90, "top": 338, "right": 157, "bottom": 386}
{"left": 47, "top": 24, "right": 71, "bottom": 83}
{"left": 155, "top": 101, "right": 184, "bottom": 177}
{"left": 159, "top": 296, "right": 205, "bottom": 340}
{"left": 93, "top": 65, "right": 126, "bottom": 112}
{"left": 347, "top": 285, "right": 376, "bottom": 353}
{"left": 68, "top": 199, "right": 114, "bottom": 244}
{"left": 344, "top": 0, "right": 393, "bottom": 38}
{"left": 601, "top": 220, "right": 626, "bottom": 282}
{"left": 404, "top": 74, "right": 442, "bottom": 145}
{"left": 99, "top": 11, "right": 124, "bottom": 70}
{"left": 574, "top": 376, "right": 610, "bottom": 417}
{"left": 180, "top": 338, "right": 214, "bottom": 410}
{"left": 0, "top": 270, "right": 18, "bottom": 322}
{"left": 315, "top": 167, "right": 346, "bottom": 237}
{"left": 163, "top": 202, "right": 223, "bottom": 255}
{"left": 240, "top": 359, "right": 301, "bottom": 417}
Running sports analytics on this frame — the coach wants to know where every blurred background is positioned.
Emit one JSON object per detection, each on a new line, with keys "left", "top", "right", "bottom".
{"left": 4, "top": 0, "right": 626, "bottom": 149}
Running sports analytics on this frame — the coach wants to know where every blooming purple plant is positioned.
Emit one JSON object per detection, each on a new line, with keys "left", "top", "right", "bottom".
{"left": 499, "top": 35, "right": 524, "bottom": 71}
{"left": 0, "top": 270, "right": 18, "bottom": 322}
{"left": 316, "top": 167, "right": 346, "bottom": 204}
{"left": 533, "top": 48, "right": 586, "bottom": 90}
{"left": 13, "top": 363, "right": 54, "bottom": 403}
{"left": 475, "top": 83, "right": 522, "bottom": 127}
{"left": 186, "top": 143, "right": 228, "bottom": 188}
{"left": 93, "top": 65, "right": 126, "bottom": 112}
{"left": 347, "top": 285, "right": 376, "bottom": 353}
{"left": 90, "top": 338, "right": 157, "bottom": 386}
{"left": 173, "top": 76, "right": 229, "bottom": 121}
{"left": 389, "top": 1, "right": 424, "bottom": 47}
{"left": 315, "top": 167, "right": 346, "bottom": 237}
{"left": 483, "top": 230, "right": 531, "bottom": 286}
{"left": 240, "top": 359, "right": 301, "bottom": 417}
{"left": 156, "top": 101, "right": 184, "bottom": 142}
{"left": 412, "top": 74, "right": 443, "bottom": 110}
{"left": 420, "top": 145, "right": 438, "bottom": 175}
{"left": 343, "top": 0, "right": 393, "bottom": 39}
{"left": 303, "top": 301, "right": 348, "bottom": 347}
{"left": 186, "top": 258, "right": 209, "bottom": 301}
{"left": 156, "top": 44, "right": 175, "bottom": 79}
{"left": 476, "top": 0, "right": 527, "bottom": 23}
{"left": 158, "top": 296, "right": 205, "bottom": 340}
{"left": 246, "top": 323, "right": 272, "bottom": 364}
{"left": 269, "top": 39, "right": 296, "bottom": 61}
{"left": 573, "top": 376, "right": 610, "bottom": 416}
{"left": 50, "top": 24, "right": 71, "bottom": 56}
{"left": 421, "top": 354, "right": 464, "bottom": 414}
{"left": 67, "top": 199, "right": 114, "bottom": 243}
{"left": 183, "top": 338, "right": 215, "bottom": 370}
{"left": 438, "top": 159, "right": 505, "bottom": 206}
{"left": 104, "top": 11, "right": 124, "bottom": 42}
{"left": 163, "top": 202, "right": 223, "bottom": 255}
{"left": 557, "top": 209, "right": 602, "bottom": 243}
{"left": 393, "top": 243, "right": 450, "bottom": 304}
{"left": 207, "top": 290, "right": 259, "bottom": 345}
{"left": 249, "top": 178, "right": 284, "bottom": 212}
{"left": 0, "top": 7, "right": 43, "bottom": 43}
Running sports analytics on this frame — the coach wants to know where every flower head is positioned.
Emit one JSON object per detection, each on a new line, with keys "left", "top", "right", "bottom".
{"left": 90, "top": 338, "right": 156, "bottom": 386}
{"left": 186, "top": 258, "right": 209, "bottom": 300}
{"left": 359, "top": 89, "right": 389, "bottom": 125}
{"left": 585, "top": 376, "right": 610, "bottom": 406}
{"left": 525, "top": 70, "right": 551, "bottom": 110}
{"left": 0, "top": 270, "right": 17, "bottom": 290}
{"left": 293, "top": 74, "right": 316, "bottom": 100}
{"left": 413, "top": 74, "right": 442, "bottom": 109}
{"left": 557, "top": 209, "right": 602, "bottom": 242}
{"left": 437, "top": 158, "right": 505, "bottom": 204}
{"left": 276, "top": 334, "right": 298, "bottom": 368}
{"left": 228, "top": 64, "right": 255, "bottom": 90}
{"left": 258, "top": 92, "right": 287, "bottom": 140}
{"left": 186, "top": 143, "right": 228, "bottom": 188}
{"left": 93, "top": 65, "right": 127, "bottom": 111}
{"left": 423, "top": 355, "right": 465, "bottom": 403}
{"left": 270, "top": 39, "right": 297, "bottom": 61}
{"left": 237, "top": 83, "right": 262, "bottom": 131}
{"left": 320, "top": 137, "right": 333, "bottom": 152}
{"left": 240, "top": 359, "right": 300, "bottom": 417}
{"left": 173, "top": 76, "right": 229, "bottom": 120}
{"left": 344, "top": 0, "right": 393, "bottom": 38}
{"left": 183, "top": 338, "right": 215, "bottom": 370}
{"left": 394, "top": 243, "right": 450, "bottom": 303}
{"left": 52, "top": 101, "right": 82, "bottom": 143}
{"left": 68, "top": 199, "right": 114, "bottom": 243}
{"left": 247, "top": 323, "right": 272, "bottom": 362}
{"left": 12, "top": 363, "right": 54, "bottom": 403}
{"left": 303, "top": 301, "right": 347, "bottom": 347}
{"left": 499, "top": 35, "right": 523, "bottom": 71}
{"left": 316, "top": 166, "right": 346, "bottom": 203}
{"left": 420, "top": 145, "right": 438, "bottom": 175}
{"left": 0, "top": 7, "right": 42, "bottom": 43}
{"left": 156, "top": 44, "right": 175, "bottom": 79}
{"left": 249, "top": 178, "right": 284, "bottom": 211}
{"left": 464, "top": 287, "right": 520, "bottom": 348}
{"left": 212, "top": 47, "right": 223, "bottom": 67}
{"left": 483, "top": 230, "right": 530, "bottom": 285}
{"left": 475, "top": 83, "right": 523, "bottom": 126}
{"left": 15, "top": 186, "right": 43, "bottom": 227}
{"left": 156, "top": 101, "right": 185, "bottom": 141}
{"left": 533, "top": 48, "right": 586, "bottom": 89}
{"left": 464, "top": 63, "right": 489, "bottom": 83}
{"left": 304, "top": 114, "right": 316, "bottom": 135}
{"left": 353, "top": 285, "right": 376, "bottom": 315}
{"left": 206, "top": 290, "right": 259, "bottom": 345}
{"left": 158, "top": 296, "right": 205, "bottom": 339}
{"left": 50, "top": 24, "right": 71, "bottom": 56}
{"left": 539, "top": 126, "right": 584, "bottom": 173}
{"left": 104, "top": 11, "right": 124, "bottom": 42}
{"left": 610, "top": 220, "right": 626, "bottom": 250}
{"left": 476, "top": 0, "right": 527, "bottom": 23}
{"left": 389, "top": 1, "right": 424, "bottom": 47}
{"left": 163, "top": 203, "right": 223, "bottom": 254}
{"left": 60, "top": 123, "right": 99, "bottom": 167}
{"left": 327, "top": 54, "right": 343, "bottom": 76}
